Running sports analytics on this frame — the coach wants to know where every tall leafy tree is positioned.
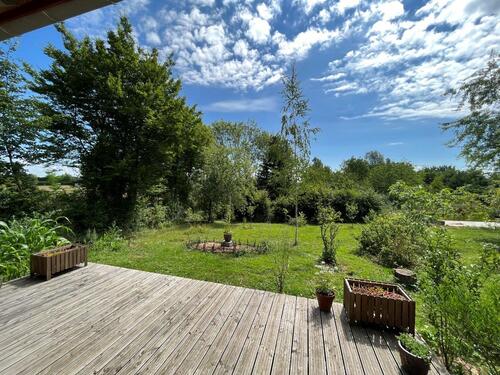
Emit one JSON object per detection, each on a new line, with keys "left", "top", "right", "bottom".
{"left": 257, "top": 134, "right": 294, "bottom": 200}
{"left": 442, "top": 53, "right": 499, "bottom": 171}
{"left": 0, "top": 41, "right": 40, "bottom": 191}
{"left": 280, "top": 64, "right": 319, "bottom": 245}
{"left": 29, "top": 18, "right": 209, "bottom": 227}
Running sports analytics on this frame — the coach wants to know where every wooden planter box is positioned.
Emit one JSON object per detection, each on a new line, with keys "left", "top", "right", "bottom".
{"left": 31, "top": 244, "right": 88, "bottom": 281}
{"left": 343, "top": 278, "right": 415, "bottom": 333}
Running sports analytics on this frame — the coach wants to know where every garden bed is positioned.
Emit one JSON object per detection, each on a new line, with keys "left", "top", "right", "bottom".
{"left": 186, "top": 239, "right": 268, "bottom": 254}
{"left": 31, "top": 244, "right": 88, "bottom": 280}
{"left": 344, "top": 278, "right": 415, "bottom": 333}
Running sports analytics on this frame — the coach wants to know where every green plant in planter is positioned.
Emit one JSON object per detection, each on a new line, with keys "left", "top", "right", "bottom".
{"left": 315, "top": 271, "right": 336, "bottom": 312}
{"left": 315, "top": 271, "right": 336, "bottom": 295}
{"left": 398, "top": 333, "right": 432, "bottom": 362}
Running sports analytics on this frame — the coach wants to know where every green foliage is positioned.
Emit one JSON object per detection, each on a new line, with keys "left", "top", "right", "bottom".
{"left": 368, "top": 161, "right": 421, "bottom": 194}
{"left": 288, "top": 212, "right": 307, "bottom": 227}
{"left": 442, "top": 53, "right": 500, "bottom": 170}
{"left": 318, "top": 207, "right": 341, "bottom": 265}
{"left": 89, "top": 225, "right": 125, "bottom": 253}
{"left": 419, "top": 166, "right": 489, "bottom": 193}
{"left": 271, "top": 240, "right": 292, "bottom": 293}
{"left": 30, "top": 18, "right": 209, "bottom": 227}
{"left": 134, "top": 198, "right": 170, "bottom": 230}
{"left": 358, "top": 212, "right": 428, "bottom": 268}
{"left": 397, "top": 333, "right": 432, "bottom": 362}
{"left": 389, "top": 181, "right": 492, "bottom": 221}
{"left": 315, "top": 271, "right": 336, "bottom": 295}
{"left": 0, "top": 41, "right": 41, "bottom": 192}
{"left": 419, "top": 228, "right": 500, "bottom": 373}
{"left": 280, "top": 64, "right": 319, "bottom": 246}
{"left": 0, "top": 216, "right": 71, "bottom": 282}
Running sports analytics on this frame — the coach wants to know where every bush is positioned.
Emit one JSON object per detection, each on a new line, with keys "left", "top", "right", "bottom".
{"left": 288, "top": 212, "right": 307, "bottom": 227}
{"left": 419, "top": 229, "right": 500, "bottom": 373}
{"left": 358, "top": 212, "right": 428, "bottom": 268}
{"left": 89, "top": 224, "right": 126, "bottom": 253}
{"left": 0, "top": 216, "right": 72, "bottom": 282}
{"left": 315, "top": 271, "right": 336, "bottom": 295}
{"left": 134, "top": 199, "right": 170, "bottom": 229}
{"left": 317, "top": 207, "right": 341, "bottom": 265}
{"left": 297, "top": 188, "right": 384, "bottom": 224}
{"left": 397, "top": 333, "right": 431, "bottom": 362}
{"left": 271, "top": 241, "right": 291, "bottom": 293}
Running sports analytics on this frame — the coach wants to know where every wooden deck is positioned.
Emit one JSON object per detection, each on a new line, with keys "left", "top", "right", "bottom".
{"left": 0, "top": 263, "right": 448, "bottom": 374}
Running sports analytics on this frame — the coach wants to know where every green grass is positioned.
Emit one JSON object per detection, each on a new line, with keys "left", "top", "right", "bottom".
{"left": 89, "top": 222, "right": 498, "bottom": 329}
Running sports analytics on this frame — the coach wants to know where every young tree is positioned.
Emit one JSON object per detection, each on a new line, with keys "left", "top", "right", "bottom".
{"left": 0, "top": 42, "right": 40, "bottom": 191}
{"left": 280, "top": 64, "right": 319, "bottom": 245}
{"left": 442, "top": 53, "right": 499, "bottom": 170}
{"left": 29, "top": 18, "right": 209, "bottom": 227}
{"left": 317, "top": 207, "right": 341, "bottom": 265}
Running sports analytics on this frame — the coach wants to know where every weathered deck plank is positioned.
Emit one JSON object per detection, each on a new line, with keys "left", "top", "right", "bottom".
{"left": 0, "top": 263, "right": 448, "bottom": 375}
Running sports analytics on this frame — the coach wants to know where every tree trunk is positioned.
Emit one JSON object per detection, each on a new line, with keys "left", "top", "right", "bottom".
{"left": 6, "top": 147, "right": 22, "bottom": 192}
{"left": 293, "top": 143, "right": 298, "bottom": 246}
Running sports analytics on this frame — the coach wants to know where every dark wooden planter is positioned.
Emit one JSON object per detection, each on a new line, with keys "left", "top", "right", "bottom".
{"left": 343, "top": 278, "right": 415, "bottom": 333}
{"left": 31, "top": 244, "right": 88, "bottom": 281}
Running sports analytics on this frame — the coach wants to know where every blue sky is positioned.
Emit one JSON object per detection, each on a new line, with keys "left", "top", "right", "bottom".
{"left": 12, "top": 0, "right": 500, "bottom": 175}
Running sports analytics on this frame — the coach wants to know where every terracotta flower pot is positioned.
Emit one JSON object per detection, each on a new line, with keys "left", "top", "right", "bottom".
{"left": 224, "top": 233, "right": 232, "bottom": 242}
{"left": 316, "top": 291, "right": 335, "bottom": 312}
{"left": 398, "top": 340, "right": 430, "bottom": 375}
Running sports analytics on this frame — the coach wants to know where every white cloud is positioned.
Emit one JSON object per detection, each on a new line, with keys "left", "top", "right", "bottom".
{"left": 316, "top": 0, "right": 500, "bottom": 119}
{"left": 247, "top": 17, "right": 271, "bottom": 44}
{"left": 204, "top": 97, "right": 278, "bottom": 112}
{"left": 298, "top": 0, "right": 327, "bottom": 14}
{"left": 275, "top": 27, "right": 341, "bottom": 60}
{"left": 387, "top": 142, "right": 404, "bottom": 146}
{"left": 317, "top": 9, "right": 331, "bottom": 24}
{"left": 145, "top": 31, "right": 161, "bottom": 45}
{"left": 311, "top": 72, "right": 346, "bottom": 81}
{"left": 379, "top": 0, "right": 404, "bottom": 20}
{"left": 332, "top": 0, "right": 361, "bottom": 15}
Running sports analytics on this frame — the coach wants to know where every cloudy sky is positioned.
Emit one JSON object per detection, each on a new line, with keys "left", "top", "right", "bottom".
{"left": 13, "top": 0, "right": 500, "bottom": 174}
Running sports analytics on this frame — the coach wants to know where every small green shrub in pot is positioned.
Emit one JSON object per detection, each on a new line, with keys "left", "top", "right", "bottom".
{"left": 315, "top": 272, "right": 336, "bottom": 312}
{"left": 397, "top": 333, "right": 431, "bottom": 375}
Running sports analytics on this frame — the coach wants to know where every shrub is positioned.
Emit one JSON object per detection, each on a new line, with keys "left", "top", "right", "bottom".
{"left": 271, "top": 241, "right": 291, "bottom": 293}
{"left": 317, "top": 207, "right": 341, "bottom": 265}
{"left": 315, "top": 271, "right": 336, "bottom": 295}
{"left": 288, "top": 211, "right": 307, "bottom": 227}
{"left": 134, "top": 200, "right": 169, "bottom": 229}
{"left": 358, "top": 212, "right": 428, "bottom": 268}
{"left": 397, "top": 333, "right": 431, "bottom": 362}
{"left": 419, "top": 229, "right": 500, "bottom": 373}
{"left": 90, "top": 224, "right": 125, "bottom": 253}
{"left": 0, "top": 216, "right": 72, "bottom": 282}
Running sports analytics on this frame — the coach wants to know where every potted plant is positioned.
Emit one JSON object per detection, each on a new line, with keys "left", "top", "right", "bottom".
{"left": 223, "top": 230, "right": 232, "bottom": 243}
{"left": 315, "top": 272, "right": 336, "bottom": 312}
{"left": 397, "top": 333, "right": 432, "bottom": 375}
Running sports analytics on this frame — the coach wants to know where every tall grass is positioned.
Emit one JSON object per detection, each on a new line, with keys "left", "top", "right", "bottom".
{"left": 0, "top": 216, "right": 72, "bottom": 283}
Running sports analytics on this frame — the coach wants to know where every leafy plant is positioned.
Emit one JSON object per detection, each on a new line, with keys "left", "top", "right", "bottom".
{"left": 288, "top": 211, "right": 307, "bottom": 227}
{"left": 398, "top": 333, "right": 431, "bottom": 362}
{"left": 0, "top": 216, "right": 72, "bottom": 282}
{"left": 317, "top": 207, "right": 341, "bottom": 265}
{"left": 358, "top": 212, "right": 428, "bottom": 268}
{"left": 271, "top": 241, "right": 291, "bottom": 293}
{"left": 315, "top": 271, "right": 335, "bottom": 295}
{"left": 89, "top": 224, "right": 125, "bottom": 253}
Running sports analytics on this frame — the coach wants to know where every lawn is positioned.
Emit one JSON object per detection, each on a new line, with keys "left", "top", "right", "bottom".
{"left": 90, "top": 222, "right": 497, "bottom": 322}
